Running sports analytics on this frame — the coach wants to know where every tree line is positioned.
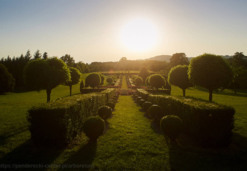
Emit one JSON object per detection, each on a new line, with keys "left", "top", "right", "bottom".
{"left": 1, "top": 50, "right": 247, "bottom": 97}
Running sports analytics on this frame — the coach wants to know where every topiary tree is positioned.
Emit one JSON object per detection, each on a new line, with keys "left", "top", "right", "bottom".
{"left": 189, "top": 54, "right": 233, "bottom": 101}
{"left": 83, "top": 116, "right": 105, "bottom": 141}
{"left": 142, "top": 101, "right": 152, "bottom": 112}
{"left": 80, "top": 80, "right": 84, "bottom": 93}
{"left": 134, "top": 76, "right": 143, "bottom": 87}
{"left": 106, "top": 77, "right": 113, "bottom": 85}
{"left": 85, "top": 73, "right": 101, "bottom": 89}
{"left": 160, "top": 115, "right": 183, "bottom": 142}
{"left": 66, "top": 67, "right": 81, "bottom": 96}
{"left": 139, "top": 67, "right": 149, "bottom": 81}
{"left": 24, "top": 58, "right": 70, "bottom": 102}
{"left": 98, "top": 105, "right": 112, "bottom": 120}
{"left": 147, "top": 104, "right": 163, "bottom": 122}
{"left": 0, "top": 64, "right": 15, "bottom": 93}
{"left": 168, "top": 65, "right": 192, "bottom": 97}
{"left": 149, "top": 74, "right": 166, "bottom": 90}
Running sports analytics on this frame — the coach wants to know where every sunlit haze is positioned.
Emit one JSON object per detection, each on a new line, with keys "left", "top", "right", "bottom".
{"left": 0, "top": 0, "right": 247, "bottom": 63}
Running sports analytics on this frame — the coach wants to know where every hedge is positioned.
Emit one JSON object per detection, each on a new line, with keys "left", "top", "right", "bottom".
{"left": 28, "top": 88, "right": 116, "bottom": 146}
{"left": 137, "top": 89, "right": 235, "bottom": 147}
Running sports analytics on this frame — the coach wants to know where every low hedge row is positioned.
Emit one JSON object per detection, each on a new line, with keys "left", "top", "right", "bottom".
{"left": 28, "top": 88, "right": 116, "bottom": 146}
{"left": 137, "top": 89, "right": 235, "bottom": 147}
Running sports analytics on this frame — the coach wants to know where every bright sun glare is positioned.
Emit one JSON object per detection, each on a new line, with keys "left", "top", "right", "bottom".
{"left": 120, "top": 18, "right": 158, "bottom": 52}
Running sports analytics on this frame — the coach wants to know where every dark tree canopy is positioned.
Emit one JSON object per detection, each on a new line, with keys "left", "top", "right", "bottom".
{"left": 170, "top": 53, "right": 189, "bottom": 68}
{"left": 106, "top": 77, "right": 113, "bottom": 85}
{"left": 85, "top": 73, "right": 101, "bottom": 89}
{"left": 168, "top": 65, "right": 192, "bottom": 96}
{"left": 24, "top": 58, "right": 70, "bottom": 102}
{"left": 33, "top": 50, "right": 42, "bottom": 59}
{"left": 60, "top": 54, "right": 75, "bottom": 67}
{"left": 0, "top": 64, "right": 15, "bottom": 93}
{"left": 149, "top": 74, "right": 165, "bottom": 90}
{"left": 43, "top": 52, "right": 48, "bottom": 60}
{"left": 139, "top": 67, "right": 149, "bottom": 81}
{"left": 134, "top": 76, "right": 143, "bottom": 86}
{"left": 66, "top": 67, "right": 81, "bottom": 96}
{"left": 0, "top": 51, "right": 31, "bottom": 91}
{"left": 189, "top": 54, "right": 233, "bottom": 101}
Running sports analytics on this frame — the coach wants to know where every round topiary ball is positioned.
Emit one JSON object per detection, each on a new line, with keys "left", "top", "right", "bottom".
{"left": 139, "top": 99, "right": 145, "bottom": 106}
{"left": 106, "top": 101, "right": 115, "bottom": 110}
{"left": 136, "top": 96, "right": 142, "bottom": 103}
{"left": 142, "top": 101, "right": 152, "bottom": 112}
{"left": 147, "top": 104, "right": 163, "bottom": 121}
{"left": 98, "top": 105, "right": 112, "bottom": 120}
{"left": 83, "top": 116, "right": 105, "bottom": 141}
{"left": 160, "top": 115, "right": 183, "bottom": 141}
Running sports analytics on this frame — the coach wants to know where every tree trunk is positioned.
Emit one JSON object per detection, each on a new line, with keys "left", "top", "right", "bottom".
{"left": 182, "top": 89, "right": 186, "bottom": 97}
{"left": 70, "top": 85, "right": 72, "bottom": 96}
{"left": 46, "top": 89, "right": 51, "bottom": 103}
{"left": 209, "top": 89, "right": 213, "bottom": 102}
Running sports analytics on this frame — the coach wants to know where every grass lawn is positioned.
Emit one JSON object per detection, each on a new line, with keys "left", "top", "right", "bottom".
{"left": 0, "top": 80, "right": 247, "bottom": 170}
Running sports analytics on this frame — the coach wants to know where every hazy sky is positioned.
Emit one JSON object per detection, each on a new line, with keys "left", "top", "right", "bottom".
{"left": 0, "top": 0, "right": 246, "bottom": 63}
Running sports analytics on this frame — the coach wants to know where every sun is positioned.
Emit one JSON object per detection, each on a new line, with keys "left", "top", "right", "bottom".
{"left": 120, "top": 18, "right": 158, "bottom": 52}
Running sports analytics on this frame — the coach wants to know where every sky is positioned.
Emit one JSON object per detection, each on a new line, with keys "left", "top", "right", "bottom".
{"left": 0, "top": 0, "right": 246, "bottom": 63}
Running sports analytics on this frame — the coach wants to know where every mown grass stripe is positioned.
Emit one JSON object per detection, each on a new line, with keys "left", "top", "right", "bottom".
{"left": 91, "top": 96, "right": 169, "bottom": 170}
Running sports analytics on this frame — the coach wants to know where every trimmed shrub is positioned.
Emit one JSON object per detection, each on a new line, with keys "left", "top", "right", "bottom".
{"left": 160, "top": 115, "right": 183, "bottom": 141}
{"left": 147, "top": 104, "right": 163, "bottom": 122}
{"left": 98, "top": 105, "right": 112, "bottom": 120}
{"left": 142, "top": 101, "right": 152, "bottom": 112}
{"left": 24, "top": 58, "right": 70, "bottom": 102}
{"left": 134, "top": 76, "right": 143, "bottom": 87}
{"left": 83, "top": 116, "right": 105, "bottom": 141}
{"left": 85, "top": 73, "right": 101, "bottom": 88}
{"left": 138, "top": 99, "right": 145, "bottom": 106}
{"left": 189, "top": 54, "right": 233, "bottom": 101}
{"left": 66, "top": 67, "right": 81, "bottom": 96}
{"left": 148, "top": 74, "right": 165, "bottom": 90}
{"left": 106, "top": 77, "right": 113, "bottom": 85}
{"left": 28, "top": 88, "right": 115, "bottom": 146}
{"left": 168, "top": 65, "right": 192, "bottom": 97}
{"left": 137, "top": 89, "right": 235, "bottom": 147}
{"left": 136, "top": 96, "right": 142, "bottom": 103}
{"left": 106, "top": 102, "right": 115, "bottom": 110}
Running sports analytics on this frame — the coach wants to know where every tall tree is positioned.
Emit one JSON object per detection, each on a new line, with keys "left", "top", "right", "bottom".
{"left": 33, "top": 50, "right": 42, "bottom": 59}
{"left": 168, "top": 65, "right": 192, "bottom": 97}
{"left": 148, "top": 74, "right": 166, "bottom": 90}
{"left": 170, "top": 53, "right": 189, "bottom": 68}
{"left": 189, "top": 54, "right": 232, "bottom": 101}
{"left": 24, "top": 58, "right": 70, "bottom": 102}
{"left": 43, "top": 52, "right": 48, "bottom": 60}
{"left": 65, "top": 67, "right": 81, "bottom": 96}
{"left": 139, "top": 67, "right": 149, "bottom": 81}
{"left": 0, "top": 64, "right": 15, "bottom": 93}
{"left": 24, "top": 50, "right": 32, "bottom": 60}
{"left": 60, "top": 54, "right": 75, "bottom": 67}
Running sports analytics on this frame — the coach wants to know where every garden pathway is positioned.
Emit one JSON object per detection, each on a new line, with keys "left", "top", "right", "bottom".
{"left": 90, "top": 90, "right": 169, "bottom": 169}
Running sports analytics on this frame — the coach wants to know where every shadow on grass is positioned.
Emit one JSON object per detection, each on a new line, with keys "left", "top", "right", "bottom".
{"left": 193, "top": 87, "right": 247, "bottom": 98}
{"left": 168, "top": 132, "right": 247, "bottom": 171}
{"left": 150, "top": 121, "right": 162, "bottom": 135}
{"left": 60, "top": 141, "right": 97, "bottom": 171}
{"left": 0, "top": 127, "right": 28, "bottom": 146}
{"left": 0, "top": 140, "right": 63, "bottom": 170}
